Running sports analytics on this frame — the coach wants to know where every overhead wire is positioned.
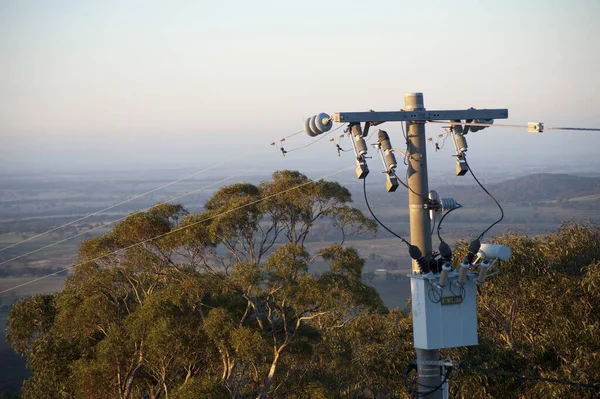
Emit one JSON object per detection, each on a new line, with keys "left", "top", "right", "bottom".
{"left": 0, "top": 169, "right": 255, "bottom": 268}
{"left": 3, "top": 122, "right": 341, "bottom": 264}
{"left": 0, "top": 166, "right": 354, "bottom": 295}
{"left": 0, "top": 160, "right": 231, "bottom": 253}
{"left": 284, "top": 123, "right": 347, "bottom": 153}
{"left": 281, "top": 129, "right": 305, "bottom": 140}
{"left": 427, "top": 120, "right": 600, "bottom": 132}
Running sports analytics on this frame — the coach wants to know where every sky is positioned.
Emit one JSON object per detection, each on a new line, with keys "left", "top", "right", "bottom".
{"left": 1, "top": 0, "right": 599, "bottom": 176}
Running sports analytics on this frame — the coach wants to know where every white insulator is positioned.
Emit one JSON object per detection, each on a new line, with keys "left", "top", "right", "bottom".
{"left": 440, "top": 197, "right": 458, "bottom": 212}
{"left": 457, "top": 261, "right": 469, "bottom": 286}
{"left": 315, "top": 112, "right": 332, "bottom": 133}
{"left": 438, "top": 262, "right": 452, "bottom": 288}
{"left": 477, "top": 260, "right": 491, "bottom": 285}
{"left": 309, "top": 116, "right": 321, "bottom": 135}
{"left": 303, "top": 113, "right": 332, "bottom": 137}
{"left": 304, "top": 118, "right": 318, "bottom": 137}
{"left": 478, "top": 244, "right": 511, "bottom": 261}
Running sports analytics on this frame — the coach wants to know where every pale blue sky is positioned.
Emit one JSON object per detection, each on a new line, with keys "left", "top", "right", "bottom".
{"left": 1, "top": 0, "right": 599, "bottom": 173}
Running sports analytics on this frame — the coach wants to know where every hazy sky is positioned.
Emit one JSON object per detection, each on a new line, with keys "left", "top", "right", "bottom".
{"left": 1, "top": 0, "right": 599, "bottom": 174}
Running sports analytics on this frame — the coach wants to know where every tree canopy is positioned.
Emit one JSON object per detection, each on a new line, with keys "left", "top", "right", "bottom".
{"left": 6, "top": 169, "right": 600, "bottom": 398}
{"left": 7, "top": 170, "right": 385, "bottom": 399}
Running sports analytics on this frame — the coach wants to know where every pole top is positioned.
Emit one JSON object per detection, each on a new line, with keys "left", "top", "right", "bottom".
{"left": 404, "top": 92, "right": 425, "bottom": 111}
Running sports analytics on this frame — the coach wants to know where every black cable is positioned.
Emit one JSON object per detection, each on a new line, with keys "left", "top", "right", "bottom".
{"left": 404, "top": 362, "right": 451, "bottom": 397}
{"left": 401, "top": 122, "right": 409, "bottom": 165}
{"left": 437, "top": 204, "right": 463, "bottom": 243}
{"left": 459, "top": 364, "right": 600, "bottom": 390}
{"left": 363, "top": 176, "right": 411, "bottom": 246}
{"left": 463, "top": 156, "right": 504, "bottom": 241}
{"left": 364, "top": 122, "right": 383, "bottom": 142}
{"left": 392, "top": 171, "right": 428, "bottom": 201}
{"left": 428, "top": 287, "right": 442, "bottom": 303}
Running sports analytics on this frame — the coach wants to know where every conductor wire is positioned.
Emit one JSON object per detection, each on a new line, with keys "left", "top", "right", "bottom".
{"left": 285, "top": 123, "right": 347, "bottom": 153}
{"left": 0, "top": 160, "right": 230, "bottom": 253}
{"left": 0, "top": 169, "right": 254, "bottom": 267}
{"left": 0, "top": 166, "right": 354, "bottom": 295}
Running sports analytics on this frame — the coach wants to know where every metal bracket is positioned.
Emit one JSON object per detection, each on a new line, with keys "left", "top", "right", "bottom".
{"left": 415, "top": 359, "right": 458, "bottom": 368}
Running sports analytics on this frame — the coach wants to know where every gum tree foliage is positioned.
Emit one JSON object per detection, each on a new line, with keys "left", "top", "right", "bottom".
{"left": 7, "top": 170, "right": 386, "bottom": 399}
{"left": 10, "top": 169, "right": 598, "bottom": 399}
{"left": 445, "top": 221, "right": 600, "bottom": 399}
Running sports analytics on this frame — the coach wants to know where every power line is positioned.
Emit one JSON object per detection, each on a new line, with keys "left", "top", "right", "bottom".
{"left": 427, "top": 120, "right": 600, "bottom": 132}
{"left": 0, "top": 169, "right": 254, "bottom": 268}
{"left": 0, "top": 160, "right": 231, "bottom": 253}
{"left": 546, "top": 126, "right": 600, "bottom": 132}
{"left": 4, "top": 120, "right": 331, "bottom": 261}
{"left": 282, "top": 129, "right": 305, "bottom": 140}
{"left": 284, "top": 123, "right": 346, "bottom": 153}
{"left": 0, "top": 166, "right": 353, "bottom": 295}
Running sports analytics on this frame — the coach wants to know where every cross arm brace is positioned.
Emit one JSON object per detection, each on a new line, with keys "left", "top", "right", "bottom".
{"left": 333, "top": 109, "right": 508, "bottom": 124}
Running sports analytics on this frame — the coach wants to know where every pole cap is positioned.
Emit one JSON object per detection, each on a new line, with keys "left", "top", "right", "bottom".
{"left": 404, "top": 92, "right": 425, "bottom": 111}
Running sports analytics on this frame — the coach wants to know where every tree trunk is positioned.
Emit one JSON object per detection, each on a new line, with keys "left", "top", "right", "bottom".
{"left": 123, "top": 349, "right": 144, "bottom": 399}
{"left": 257, "top": 349, "right": 282, "bottom": 399}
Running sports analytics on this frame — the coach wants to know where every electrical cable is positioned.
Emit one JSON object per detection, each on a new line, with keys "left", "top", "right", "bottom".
{"left": 458, "top": 364, "right": 600, "bottom": 390}
{"left": 364, "top": 122, "right": 385, "bottom": 142}
{"left": 428, "top": 287, "right": 442, "bottom": 303}
{"left": 404, "top": 362, "right": 451, "bottom": 398}
{"left": 463, "top": 156, "right": 504, "bottom": 241}
{"left": 427, "top": 120, "right": 525, "bottom": 129}
{"left": 3, "top": 121, "right": 340, "bottom": 259}
{"left": 0, "top": 166, "right": 354, "bottom": 295}
{"left": 282, "top": 129, "right": 305, "bottom": 140}
{"left": 546, "top": 126, "right": 600, "bottom": 132}
{"left": 430, "top": 213, "right": 437, "bottom": 237}
{"left": 0, "top": 160, "right": 231, "bottom": 253}
{"left": 0, "top": 169, "right": 254, "bottom": 267}
{"left": 427, "top": 120, "right": 600, "bottom": 132}
{"left": 392, "top": 170, "right": 428, "bottom": 202}
{"left": 362, "top": 176, "right": 410, "bottom": 246}
{"left": 284, "top": 123, "right": 346, "bottom": 153}
{"left": 437, "top": 203, "right": 463, "bottom": 243}
{"left": 401, "top": 121, "right": 409, "bottom": 165}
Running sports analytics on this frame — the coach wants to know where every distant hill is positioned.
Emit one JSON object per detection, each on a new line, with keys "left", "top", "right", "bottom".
{"left": 437, "top": 173, "right": 600, "bottom": 205}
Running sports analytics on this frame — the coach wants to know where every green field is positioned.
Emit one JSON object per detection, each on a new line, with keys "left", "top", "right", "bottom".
{"left": 0, "top": 276, "right": 66, "bottom": 299}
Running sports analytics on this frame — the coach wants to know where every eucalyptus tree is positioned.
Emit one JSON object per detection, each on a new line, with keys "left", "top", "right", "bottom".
{"left": 7, "top": 170, "right": 383, "bottom": 399}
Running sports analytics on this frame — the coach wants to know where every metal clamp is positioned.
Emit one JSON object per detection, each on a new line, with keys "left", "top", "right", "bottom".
{"left": 415, "top": 359, "right": 458, "bottom": 368}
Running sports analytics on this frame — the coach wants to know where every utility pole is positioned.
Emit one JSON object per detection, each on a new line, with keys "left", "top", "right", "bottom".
{"left": 303, "top": 94, "right": 509, "bottom": 399}
{"left": 405, "top": 92, "right": 439, "bottom": 398}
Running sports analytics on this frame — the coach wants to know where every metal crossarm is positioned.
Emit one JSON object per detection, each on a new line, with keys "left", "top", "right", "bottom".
{"left": 333, "top": 108, "right": 508, "bottom": 123}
